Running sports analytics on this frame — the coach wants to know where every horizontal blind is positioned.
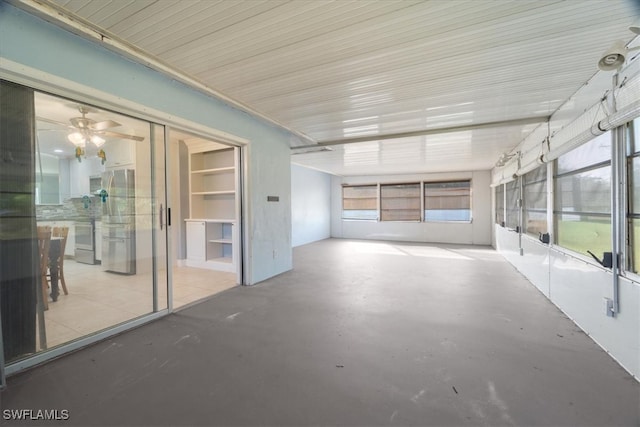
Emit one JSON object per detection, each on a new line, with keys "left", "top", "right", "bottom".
{"left": 342, "top": 185, "right": 377, "bottom": 220}
{"left": 424, "top": 181, "right": 470, "bottom": 209}
{"left": 380, "top": 183, "right": 420, "bottom": 221}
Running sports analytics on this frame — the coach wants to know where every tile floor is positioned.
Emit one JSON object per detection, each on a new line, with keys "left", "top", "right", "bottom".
{"left": 39, "top": 259, "right": 236, "bottom": 349}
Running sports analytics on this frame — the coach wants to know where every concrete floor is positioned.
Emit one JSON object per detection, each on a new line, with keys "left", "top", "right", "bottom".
{"left": 1, "top": 239, "right": 639, "bottom": 426}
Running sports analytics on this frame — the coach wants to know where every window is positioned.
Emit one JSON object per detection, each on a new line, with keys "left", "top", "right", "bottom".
{"left": 505, "top": 179, "right": 520, "bottom": 230}
{"left": 495, "top": 184, "right": 504, "bottom": 226}
{"left": 626, "top": 118, "right": 640, "bottom": 273}
{"left": 424, "top": 180, "right": 471, "bottom": 222}
{"left": 554, "top": 132, "right": 612, "bottom": 257}
{"left": 523, "top": 165, "right": 547, "bottom": 236}
{"left": 342, "top": 185, "right": 377, "bottom": 220}
{"left": 380, "top": 183, "right": 420, "bottom": 221}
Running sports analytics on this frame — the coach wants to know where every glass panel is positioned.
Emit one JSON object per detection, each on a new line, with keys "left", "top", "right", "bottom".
{"left": 556, "top": 214, "right": 611, "bottom": 256}
{"left": 555, "top": 166, "right": 611, "bottom": 214}
{"left": 523, "top": 163, "right": 546, "bottom": 184}
{"left": 631, "top": 219, "right": 640, "bottom": 274}
{"left": 556, "top": 131, "right": 611, "bottom": 174}
{"left": 631, "top": 157, "right": 640, "bottom": 215}
{"left": 424, "top": 181, "right": 471, "bottom": 222}
{"left": 505, "top": 180, "right": 519, "bottom": 229}
{"left": 523, "top": 166, "right": 547, "bottom": 236}
{"left": 0, "top": 88, "right": 166, "bottom": 366}
{"left": 35, "top": 154, "right": 60, "bottom": 205}
{"left": 0, "top": 80, "right": 38, "bottom": 365}
{"left": 342, "top": 185, "right": 377, "bottom": 220}
{"left": 380, "top": 183, "right": 420, "bottom": 221}
{"left": 555, "top": 164, "right": 611, "bottom": 256}
{"left": 495, "top": 185, "right": 504, "bottom": 225}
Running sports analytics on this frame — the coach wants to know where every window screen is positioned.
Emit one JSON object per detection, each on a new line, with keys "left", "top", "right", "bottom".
{"left": 554, "top": 132, "right": 611, "bottom": 256}
{"left": 505, "top": 179, "right": 520, "bottom": 230}
{"left": 495, "top": 184, "right": 504, "bottom": 226}
{"left": 523, "top": 165, "right": 547, "bottom": 236}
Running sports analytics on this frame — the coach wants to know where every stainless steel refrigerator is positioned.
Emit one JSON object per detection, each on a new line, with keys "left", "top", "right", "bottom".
{"left": 101, "top": 169, "right": 136, "bottom": 274}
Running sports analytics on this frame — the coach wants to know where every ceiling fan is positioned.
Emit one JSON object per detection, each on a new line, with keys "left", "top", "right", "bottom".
{"left": 66, "top": 105, "right": 144, "bottom": 148}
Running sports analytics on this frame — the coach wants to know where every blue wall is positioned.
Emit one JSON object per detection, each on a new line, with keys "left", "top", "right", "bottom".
{"left": 0, "top": 3, "right": 292, "bottom": 284}
{"left": 291, "top": 164, "right": 331, "bottom": 247}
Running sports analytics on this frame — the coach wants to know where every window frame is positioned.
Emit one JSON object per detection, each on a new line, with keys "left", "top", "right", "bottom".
{"left": 625, "top": 118, "right": 640, "bottom": 275}
{"left": 341, "top": 184, "right": 379, "bottom": 221}
{"left": 423, "top": 179, "right": 472, "bottom": 223}
{"left": 553, "top": 132, "right": 613, "bottom": 258}
{"left": 380, "top": 182, "right": 422, "bottom": 222}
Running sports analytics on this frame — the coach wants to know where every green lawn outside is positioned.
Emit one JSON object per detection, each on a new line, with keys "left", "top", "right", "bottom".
{"left": 556, "top": 220, "right": 611, "bottom": 259}
{"left": 557, "top": 220, "right": 640, "bottom": 273}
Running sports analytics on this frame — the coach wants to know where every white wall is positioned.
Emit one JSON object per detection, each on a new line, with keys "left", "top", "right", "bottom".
{"left": 495, "top": 226, "right": 640, "bottom": 380}
{"left": 291, "top": 164, "right": 331, "bottom": 247}
{"left": 0, "top": 3, "right": 293, "bottom": 284}
{"left": 331, "top": 170, "right": 492, "bottom": 245}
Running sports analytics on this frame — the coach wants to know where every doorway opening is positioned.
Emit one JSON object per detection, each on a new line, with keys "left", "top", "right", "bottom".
{"left": 167, "top": 129, "right": 242, "bottom": 309}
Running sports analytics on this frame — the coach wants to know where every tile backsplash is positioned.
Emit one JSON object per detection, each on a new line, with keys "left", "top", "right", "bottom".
{"left": 37, "top": 196, "right": 103, "bottom": 221}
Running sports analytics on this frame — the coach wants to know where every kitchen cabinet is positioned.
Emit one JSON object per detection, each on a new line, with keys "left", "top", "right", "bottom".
{"left": 68, "top": 156, "right": 105, "bottom": 197}
{"left": 95, "top": 221, "right": 102, "bottom": 262}
{"left": 104, "top": 139, "right": 135, "bottom": 169}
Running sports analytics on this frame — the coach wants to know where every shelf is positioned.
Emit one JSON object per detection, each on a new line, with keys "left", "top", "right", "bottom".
{"left": 191, "top": 166, "right": 234, "bottom": 175}
{"left": 191, "top": 190, "right": 235, "bottom": 195}
{"left": 187, "top": 147, "right": 237, "bottom": 273}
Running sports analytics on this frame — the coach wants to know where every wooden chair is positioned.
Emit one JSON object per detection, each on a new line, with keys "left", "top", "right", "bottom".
{"left": 36, "top": 226, "right": 51, "bottom": 311}
{"left": 49, "top": 226, "right": 69, "bottom": 296}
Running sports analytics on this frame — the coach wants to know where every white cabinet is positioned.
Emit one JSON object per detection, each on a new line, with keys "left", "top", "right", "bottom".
{"left": 69, "top": 156, "right": 105, "bottom": 197}
{"left": 184, "top": 143, "right": 238, "bottom": 273}
{"left": 186, "top": 221, "right": 206, "bottom": 261}
{"left": 95, "top": 221, "right": 102, "bottom": 262}
{"left": 185, "top": 220, "right": 236, "bottom": 273}
{"left": 104, "top": 139, "right": 135, "bottom": 169}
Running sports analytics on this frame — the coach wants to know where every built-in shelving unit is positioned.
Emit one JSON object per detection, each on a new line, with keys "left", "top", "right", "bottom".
{"left": 184, "top": 140, "right": 238, "bottom": 273}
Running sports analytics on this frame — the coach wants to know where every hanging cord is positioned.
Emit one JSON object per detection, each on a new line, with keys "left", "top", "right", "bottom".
{"left": 590, "top": 93, "right": 610, "bottom": 135}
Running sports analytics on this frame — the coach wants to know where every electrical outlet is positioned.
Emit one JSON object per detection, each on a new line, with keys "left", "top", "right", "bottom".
{"left": 273, "top": 249, "right": 277, "bottom": 259}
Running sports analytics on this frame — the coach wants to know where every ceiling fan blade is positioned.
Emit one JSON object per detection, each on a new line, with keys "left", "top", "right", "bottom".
{"left": 101, "top": 130, "right": 145, "bottom": 141}
{"left": 90, "top": 120, "right": 121, "bottom": 131}
{"left": 70, "top": 117, "right": 94, "bottom": 129}
{"left": 37, "top": 116, "right": 72, "bottom": 128}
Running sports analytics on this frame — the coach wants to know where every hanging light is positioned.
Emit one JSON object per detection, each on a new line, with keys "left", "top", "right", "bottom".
{"left": 90, "top": 134, "right": 105, "bottom": 147}
{"left": 67, "top": 132, "right": 86, "bottom": 147}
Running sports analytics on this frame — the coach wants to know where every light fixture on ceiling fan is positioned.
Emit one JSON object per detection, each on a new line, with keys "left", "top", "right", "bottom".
{"left": 63, "top": 105, "right": 145, "bottom": 163}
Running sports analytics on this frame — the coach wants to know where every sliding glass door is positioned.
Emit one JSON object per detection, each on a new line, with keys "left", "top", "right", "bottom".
{"left": 0, "top": 80, "right": 169, "bottom": 373}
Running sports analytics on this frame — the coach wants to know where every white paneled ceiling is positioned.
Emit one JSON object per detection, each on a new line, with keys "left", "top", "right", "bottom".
{"left": 25, "top": 0, "right": 640, "bottom": 175}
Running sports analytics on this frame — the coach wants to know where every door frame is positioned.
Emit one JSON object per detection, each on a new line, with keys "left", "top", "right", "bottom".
{"left": 0, "top": 60, "right": 249, "bottom": 377}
